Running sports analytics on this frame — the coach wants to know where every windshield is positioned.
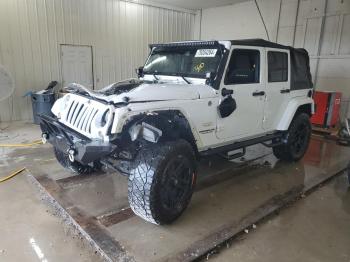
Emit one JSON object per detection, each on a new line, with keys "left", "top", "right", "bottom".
{"left": 143, "top": 47, "right": 222, "bottom": 78}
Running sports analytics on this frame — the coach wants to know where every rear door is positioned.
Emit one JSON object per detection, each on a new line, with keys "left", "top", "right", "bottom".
{"left": 263, "top": 49, "right": 290, "bottom": 131}
{"left": 216, "top": 46, "right": 266, "bottom": 141}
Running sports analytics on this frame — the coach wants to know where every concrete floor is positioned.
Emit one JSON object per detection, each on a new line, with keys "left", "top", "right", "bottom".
{"left": 211, "top": 173, "right": 350, "bottom": 262}
{"left": 1, "top": 122, "right": 350, "bottom": 262}
{"left": 0, "top": 122, "right": 103, "bottom": 262}
{"left": 0, "top": 171, "right": 104, "bottom": 262}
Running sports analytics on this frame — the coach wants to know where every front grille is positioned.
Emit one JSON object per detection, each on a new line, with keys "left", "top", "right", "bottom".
{"left": 58, "top": 94, "right": 112, "bottom": 139}
{"left": 65, "top": 100, "right": 99, "bottom": 133}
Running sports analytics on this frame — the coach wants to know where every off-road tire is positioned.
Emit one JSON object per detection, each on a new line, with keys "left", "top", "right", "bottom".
{"left": 53, "top": 147, "right": 100, "bottom": 175}
{"left": 128, "top": 139, "right": 197, "bottom": 225}
{"left": 273, "top": 113, "right": 311, "bottom": 161}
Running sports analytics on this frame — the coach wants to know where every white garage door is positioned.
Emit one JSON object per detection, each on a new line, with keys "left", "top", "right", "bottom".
{"left": 61, "top": 45, "right": 94, "bottom": 89}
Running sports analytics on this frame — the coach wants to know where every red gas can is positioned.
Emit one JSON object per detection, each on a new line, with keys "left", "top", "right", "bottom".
{"left": 311, "top": 91, "right": 342, "bottom": 128}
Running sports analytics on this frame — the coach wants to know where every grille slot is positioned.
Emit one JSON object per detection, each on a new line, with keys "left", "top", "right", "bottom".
{"left": 88, "top": 109, "right": 98, "bottom": 133}
{"left": 66, "top": 101, "right": 75, "bottom": 121}
{"left": 82, "top": 107, "right": 94, "bottom": 132}
{"left": 76, "top": 106, "right": 89, "bottom": 130}
{"left": 72, "top": 104, "right": 84, "bottom": 126}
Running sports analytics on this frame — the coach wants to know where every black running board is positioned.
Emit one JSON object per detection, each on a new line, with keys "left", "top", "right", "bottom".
{"left": 200, "top": 132, "right": 284, "bottom": 157}
{"left": 220, "top": 147, "right": 246, "bottom": 160}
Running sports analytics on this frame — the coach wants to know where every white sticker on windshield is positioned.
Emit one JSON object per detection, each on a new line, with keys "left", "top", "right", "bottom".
{"left": 195, "top": 49, "right": 218, "bottom": 58}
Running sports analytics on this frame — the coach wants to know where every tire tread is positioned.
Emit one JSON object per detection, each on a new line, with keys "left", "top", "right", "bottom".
{"left": 128, "top": 140, "right": 196, "bottom": 225}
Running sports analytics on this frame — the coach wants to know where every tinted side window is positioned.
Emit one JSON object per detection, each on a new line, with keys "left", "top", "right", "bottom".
{"left": 268, "top": 51, "right": 288, "bottom": 82}
{"left": 225, "top": 49, "right": 260, "bottom": 85}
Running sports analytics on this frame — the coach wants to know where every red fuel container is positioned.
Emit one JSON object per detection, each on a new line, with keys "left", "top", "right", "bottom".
{"left": 311, "top": 91, "right": 341, "bottom": 128}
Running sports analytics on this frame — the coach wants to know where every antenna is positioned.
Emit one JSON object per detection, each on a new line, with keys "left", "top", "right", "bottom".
{"left": 254, "top": 0, "right": 270, "bottom": 41}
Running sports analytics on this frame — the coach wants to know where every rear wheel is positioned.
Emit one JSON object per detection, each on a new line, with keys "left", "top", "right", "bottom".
{"left": 128, "top": 139, "right": 197, "bottom": 225}
{"left": 273, "top": 113, "right": 311, "bottom": 161}
{"left": 53, "top": 147, "right": 100, "bottom": 175}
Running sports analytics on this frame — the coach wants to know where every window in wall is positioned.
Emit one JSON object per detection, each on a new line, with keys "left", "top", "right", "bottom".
{"left": 225, "top": 49, "right": 260, "bottom": 85}
{"left": 268, "top": 51, "right": 288, "bottom": 82}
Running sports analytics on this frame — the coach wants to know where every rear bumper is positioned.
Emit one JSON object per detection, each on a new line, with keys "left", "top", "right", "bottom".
{"left": 39, "top": 114, "right": 116, "bottom": 165}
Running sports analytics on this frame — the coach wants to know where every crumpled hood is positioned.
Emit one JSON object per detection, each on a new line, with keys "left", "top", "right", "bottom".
{"left": 65, "top": 81, "right": 218, "bottom": 104}
{"left": 113, "top": 83, "right": 197, "bottom": 102}
{"left": 103, "top": 82, "right": 217, "bottom": 103}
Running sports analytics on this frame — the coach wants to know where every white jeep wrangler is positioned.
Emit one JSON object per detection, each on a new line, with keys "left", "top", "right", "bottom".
{"left": 39, "top": 39, "right": 314, "bottom": 225}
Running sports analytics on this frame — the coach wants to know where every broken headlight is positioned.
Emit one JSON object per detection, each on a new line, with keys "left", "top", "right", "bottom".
{"left": 128, "top": 122, "right": 162, "bottom": 143}
{"left": 62, "top": 95, "right": 71, "bottom": 110}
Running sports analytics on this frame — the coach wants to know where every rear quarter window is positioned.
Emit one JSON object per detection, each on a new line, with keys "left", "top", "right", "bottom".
{"left": 268, "top": 51, "right": 288, "bottom": 82}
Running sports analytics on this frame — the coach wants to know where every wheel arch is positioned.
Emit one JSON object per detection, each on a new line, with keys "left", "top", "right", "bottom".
{"left": 276, "top": 97, "right": 314, "bottom": 131}
{"left": 295, "top": 103, "right": 313, "bottom": 117}
{"left": 123, "top": 109, "right": 200, "bottom": 157}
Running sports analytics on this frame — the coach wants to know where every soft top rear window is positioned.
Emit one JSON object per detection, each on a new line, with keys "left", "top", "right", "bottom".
{"left": 290, "top": 48, "right": 313, "bottom": 90}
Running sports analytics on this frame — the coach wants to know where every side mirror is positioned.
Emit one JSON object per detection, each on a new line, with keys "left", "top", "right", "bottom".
{"left": 136, "top": 66, "right": 144, "bottom": 78}
{"left": 221, "top": 88, "right": 234, "bottom": 96}
{"left": 205, "top": 72, "right": 215, "bottom": 85}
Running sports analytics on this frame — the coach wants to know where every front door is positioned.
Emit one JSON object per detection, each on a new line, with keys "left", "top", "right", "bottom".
{"left": 61, "top": 45, "right": 94, "bottom": 89}
{"left": 216, "top": 46, "right": 266, "bottom": 141}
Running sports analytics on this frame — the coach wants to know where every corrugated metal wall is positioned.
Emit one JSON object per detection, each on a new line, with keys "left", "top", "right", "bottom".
{"left": 0, "top": 0, "right": 196, "bottom": 121}
{"left": 276, "top": 0, "right": 350, "bottom": 118}
{"left": 200, "top": 0, "right": 350, "bottom": 117}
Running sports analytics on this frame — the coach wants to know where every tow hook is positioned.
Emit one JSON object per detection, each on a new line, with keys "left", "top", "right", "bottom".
{"left": 68, "top": 148, "right": 76, "bottom": 162}
{"left": 41, "top": 133, "right": 48, "bottom": 144}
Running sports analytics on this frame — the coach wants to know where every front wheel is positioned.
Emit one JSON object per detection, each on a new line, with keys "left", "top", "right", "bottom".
{"left": 128, "top": 140, "right": 197, "bottom": 225}
{"left": 273, "top": 113, "right": 311, "bottom": 161}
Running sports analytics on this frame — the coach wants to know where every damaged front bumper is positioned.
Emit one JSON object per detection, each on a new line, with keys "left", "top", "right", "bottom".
{"left": 39, "top": 114, "right": 116, "bottom": 165}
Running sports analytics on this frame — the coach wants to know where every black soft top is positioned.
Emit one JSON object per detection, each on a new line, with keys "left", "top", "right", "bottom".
{"left": 230, "top": 38, "right": 290, "bottom": 50}
{"left": 149, "top": 39, "right": 313, "bottom": 90}
{"left": 231, "top": 39, "right": 313, "bottom": 90}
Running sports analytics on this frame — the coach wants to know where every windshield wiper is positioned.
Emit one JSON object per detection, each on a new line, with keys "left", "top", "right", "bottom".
{"left": 181, "top": 76, "right": 191, "bottom": 84}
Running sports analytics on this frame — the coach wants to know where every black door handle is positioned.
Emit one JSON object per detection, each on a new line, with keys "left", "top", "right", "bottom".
{"left": 252, "top": 91, "right": 265, "bottom": 97}
{"left": 280, "top": 89, "right": 290, "bottom": 94}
